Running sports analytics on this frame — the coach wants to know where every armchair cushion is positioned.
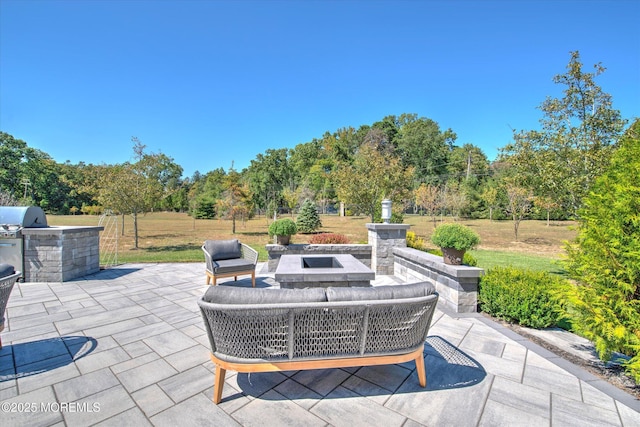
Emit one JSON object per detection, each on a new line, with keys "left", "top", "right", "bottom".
{"left": 0, "top": 264, "right": 15, "bottom": 279}
{"left": 205, "top": 239, "right": 242, "bottom": 261}
{"left": 212, "top": 259, "right": 255, "bottom": 275}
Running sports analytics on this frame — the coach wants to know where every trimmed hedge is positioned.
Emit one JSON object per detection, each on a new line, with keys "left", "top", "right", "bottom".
{"left": 479, "top": 266, "right": 571, "bottom": 328}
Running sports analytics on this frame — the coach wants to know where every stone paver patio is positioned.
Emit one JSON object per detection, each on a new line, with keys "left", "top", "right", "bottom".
{"left": 1, "top": 263, "right": 639, "bottom": 426}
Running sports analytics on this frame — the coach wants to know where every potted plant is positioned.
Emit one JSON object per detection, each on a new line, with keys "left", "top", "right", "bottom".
{"left": 430, "top": 223, "right": 480, "bottom": 265}
{"left": 268, "top": 218, "right": 298, "bottom": 245}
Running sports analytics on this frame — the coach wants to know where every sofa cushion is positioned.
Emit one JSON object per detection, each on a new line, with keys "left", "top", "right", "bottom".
{"left": 203, "top": 286, "right": 327, "bottom": 305}
{"left": 0, "top": 264, "right": 15, "bottom": 279}
{"left": 205, "top": 239, "right": 242, "bottom": 261}
{"left": 326, "top": 282, "right": 435, "bottom": 302}
{"left": 213, "top": 259, "right": 254, "bottom": 274}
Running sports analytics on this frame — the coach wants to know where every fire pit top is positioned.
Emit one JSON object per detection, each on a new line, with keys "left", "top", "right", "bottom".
{"left": 275, "top": 254, "right": 375, "bottom": 289}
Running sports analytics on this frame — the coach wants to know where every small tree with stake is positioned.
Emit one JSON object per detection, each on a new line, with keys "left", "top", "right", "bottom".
{"left": 296, "top": 199, "right": 322, "bottom": 234}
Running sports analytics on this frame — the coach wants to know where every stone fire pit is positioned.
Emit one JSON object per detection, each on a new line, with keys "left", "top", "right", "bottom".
{"left": 274, "top": 254, "right": 375, "bottom": 289}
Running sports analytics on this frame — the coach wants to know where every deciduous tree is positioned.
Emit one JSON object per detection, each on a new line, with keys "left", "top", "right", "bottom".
{"left": 501, "top": 51, "right": 627, "bottom": 216}
{"left": 504, "top": 181, "right": 532, "bottom": 241}
{"left": 333, "top": 143, "right": 413, "bottom": 222}
{"left": 96, "top": 138, "right": 164, "bottom": 248}
{"left": 414, "top": 183, "right": 441, "bottom": 227}
{"left": 217, "top": 167, "right": 253, "bottom": 234}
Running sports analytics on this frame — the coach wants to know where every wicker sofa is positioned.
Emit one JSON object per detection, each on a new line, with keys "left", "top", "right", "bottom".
{"left": 198, "top": 281, "right": 439, "bottom": 403}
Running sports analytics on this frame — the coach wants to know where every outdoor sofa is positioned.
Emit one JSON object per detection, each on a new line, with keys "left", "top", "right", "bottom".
{"left": 198, "top": 281, "right": 439, "bottom": 403}
{"left": 202, "top": 239, "right": 258, "bottom": 287}
{"left": 0, "top": 264, "right": 20, "bottom": 349}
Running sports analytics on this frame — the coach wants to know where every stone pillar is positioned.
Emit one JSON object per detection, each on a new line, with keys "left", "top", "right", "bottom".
{"left": 366, "top": 223, "right": 410, "bottom": 275}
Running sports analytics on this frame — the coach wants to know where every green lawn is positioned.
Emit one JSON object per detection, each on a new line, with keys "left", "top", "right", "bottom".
{"left": 470, "top": 249, "right": 567, "bottom": 276}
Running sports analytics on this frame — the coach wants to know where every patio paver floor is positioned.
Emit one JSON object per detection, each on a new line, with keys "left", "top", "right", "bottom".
{"left": 1, "top": 262, "right": 639, "bottom": 426}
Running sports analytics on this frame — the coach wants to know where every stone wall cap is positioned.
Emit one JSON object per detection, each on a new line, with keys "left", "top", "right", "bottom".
{"left": 22, "top": 226, "right": 104, "bottom": 235}
{"left": 393, "top": 246, "right": 484, "bottom": 278}
{"left": 365, "top": 223, "right": 411, "bottom": 230}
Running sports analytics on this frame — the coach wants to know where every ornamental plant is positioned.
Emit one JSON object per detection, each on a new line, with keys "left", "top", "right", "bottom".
{"left": 430, "top": 223, "right": 480, "bottom": 251}
{"left": 296, "top": 199, "right": 322, "bottom": 234}
{"left": 308, "top": 233, "right": 349, "bottom": 244}
{"left": 268, "top": 218, "right": 297, "bottom": 237}
{"left": 562, "top": 119, "right": 640, "bottom": 382}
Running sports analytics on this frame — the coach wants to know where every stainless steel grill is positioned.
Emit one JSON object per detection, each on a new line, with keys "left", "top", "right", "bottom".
{"left": 0, "top": 206, "right": 48, "bottom": 280}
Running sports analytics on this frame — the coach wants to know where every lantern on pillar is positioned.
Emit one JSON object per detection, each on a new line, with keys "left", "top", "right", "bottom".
{"left": 381, "top": 199, "right": 392, "bottom": 224}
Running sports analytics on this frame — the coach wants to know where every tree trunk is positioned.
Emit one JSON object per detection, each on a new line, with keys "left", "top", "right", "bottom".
{"left": 133, "top": 211, "right": 139, "bottom": 249}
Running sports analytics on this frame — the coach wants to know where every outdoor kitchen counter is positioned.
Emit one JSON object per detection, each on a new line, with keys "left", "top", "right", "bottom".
{"left": 22, "top": 226, "right": 103, "bottom": 282}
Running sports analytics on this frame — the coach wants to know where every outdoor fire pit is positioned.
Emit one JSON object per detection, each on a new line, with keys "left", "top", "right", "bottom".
{"left": 275, "top": 254, "right": 375, "bottom": 289}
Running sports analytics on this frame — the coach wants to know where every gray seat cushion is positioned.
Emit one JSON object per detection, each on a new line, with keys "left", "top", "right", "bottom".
{"left": 205, "top": 239, "right": 242, "bottom": 261}
{"left": 213, "top": 259, "right": 255, "bottom": 274}
{"left": 0, "top": 264, "right": 15, "bottom": 279}
{"left": 326, "top": 282, "right": 435, "bottom": 302}
{"left": 203, "top": 286, "right": 328, "bottom": 305}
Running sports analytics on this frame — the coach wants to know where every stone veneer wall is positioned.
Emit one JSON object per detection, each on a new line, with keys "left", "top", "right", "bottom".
{"left": 366, "top": 223, "right": 410, "bottom": 275}
{"left": 22, "top": 226, "right": 103, "bottom": 282}
{"left": 266, "top": 244, "right": 372, "bottom": 272}
{"left": 393, "top": 247, "right": 484, "bottom": 313}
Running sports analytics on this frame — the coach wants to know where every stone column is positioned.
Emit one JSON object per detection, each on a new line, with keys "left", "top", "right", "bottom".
{"left": 366, "top": 223, "right": 410, "bottom": 275}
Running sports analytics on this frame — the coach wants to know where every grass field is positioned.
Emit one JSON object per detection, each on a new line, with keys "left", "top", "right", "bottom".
{"left": 49, "top": 212, "right": 577, "bottom": 273}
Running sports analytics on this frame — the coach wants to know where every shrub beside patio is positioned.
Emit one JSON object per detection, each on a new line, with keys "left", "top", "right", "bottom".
{"left": 478, "top": 266, "right": 572, "bottom": 329}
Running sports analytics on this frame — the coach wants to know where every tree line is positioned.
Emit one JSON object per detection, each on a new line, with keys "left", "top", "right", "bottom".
{"left": 0, "top": 52, "right": 632, "bottom": 242}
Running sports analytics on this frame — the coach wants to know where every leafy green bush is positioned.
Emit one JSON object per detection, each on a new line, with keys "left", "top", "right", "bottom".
{"left": 296, "top": 200, "right": 322, "bottom": 233}
{"left": 479, "top": 266, "right": 571, "bottom": 328}
{"left": 308, "top": 233, "right": 349, "bottom": 244}
{"left": 431, "top": 223, "right": 480, "bottom": 251}
{"left": 268, "top": 218, "right": 297, "bottom": 237}
{"left": 407, "top": 231, "right": 428, "bottom": 251}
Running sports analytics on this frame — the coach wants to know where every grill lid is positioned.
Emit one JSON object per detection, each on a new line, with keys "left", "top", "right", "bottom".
{"left": 0, "top": 206, "right": 48, "bottom": 228}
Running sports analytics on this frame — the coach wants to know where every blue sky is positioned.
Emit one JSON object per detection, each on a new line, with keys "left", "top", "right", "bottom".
{"left": 1, "top": 0, "right": 639, "bottom": 179}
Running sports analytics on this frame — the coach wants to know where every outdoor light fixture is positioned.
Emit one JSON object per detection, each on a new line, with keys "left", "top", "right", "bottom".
{"left": 381, "top": 199, "right": 392, "bottom": 224}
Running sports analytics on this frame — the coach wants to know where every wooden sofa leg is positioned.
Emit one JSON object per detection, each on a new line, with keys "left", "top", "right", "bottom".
{"left": 206, "top": 274, "right": 211, "bottom": 285}
{"left": 415, "top": 353, "right": 426, "bottom": 387}
{"left": 213, "top": 364, "right": 226, "bottom": 404}
{"left": 251, "top": 271, "right": 255, "bottom": 288}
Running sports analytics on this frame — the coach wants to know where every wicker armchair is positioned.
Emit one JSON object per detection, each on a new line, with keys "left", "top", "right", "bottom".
{"left": 202, "top": 239, "right": 258, "bottom": 287}
{"left": 0, "top": 264, "right": 20, "bottom": 349}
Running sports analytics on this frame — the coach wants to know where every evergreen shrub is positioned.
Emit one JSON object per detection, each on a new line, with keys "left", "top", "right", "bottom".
{"left": 479, "top": 266, "right": 571, "bottom": 328}
{"left": 296, "top": 200, "right": 322, "bottom": 233}
{"left": 562, "top": 119, "right": 640, "bottom": 382}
